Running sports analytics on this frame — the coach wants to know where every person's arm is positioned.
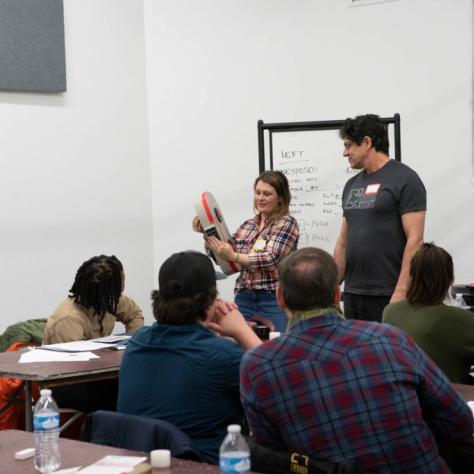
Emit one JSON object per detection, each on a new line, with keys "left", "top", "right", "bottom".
{"left": 413, "top": 340, "right": 474, "bottom": 440}
{"left": 390, "top": 211, "right": 425, "bottom": 303}
{"left": 43, "top": 318, "right": 87, "bottom": 344}
{"left": 333, "top": 218, "right": 348, "bottom": 284}
{"left": 240, "top": 352, "right": 285, "bottom": 448}
{"left": 206, "top": 299, "right": 262, "bottom": 351}
{"left": 114, "top": 295, "right": 144, "bottom": 333}
{"left": 207, "top": 236, "right": 249, "bottom": 266}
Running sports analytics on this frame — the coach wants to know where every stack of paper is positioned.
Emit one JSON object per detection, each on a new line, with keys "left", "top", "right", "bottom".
{"left": 19, "top": 349, "right": 100, "bottom": 363}
{"left": 77, "top": 455, "right": 148, "bottom": 473}
{"left": 49, "top": 456, "right": 149, "bottom": 474}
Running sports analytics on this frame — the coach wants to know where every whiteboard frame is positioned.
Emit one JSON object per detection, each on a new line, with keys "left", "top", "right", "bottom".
{"left": 257, "top": 115, "right": 401, "bottom": 173}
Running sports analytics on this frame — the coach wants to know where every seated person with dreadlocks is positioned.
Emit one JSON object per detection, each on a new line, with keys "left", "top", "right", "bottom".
{"left": 43, "top": 254, "right": 143, "bottom": 344}
{"left": 42, "top": 255, "right": 144, "bottom": 412}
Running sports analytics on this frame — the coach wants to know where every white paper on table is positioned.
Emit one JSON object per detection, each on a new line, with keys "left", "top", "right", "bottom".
{"left": 51, "top": 467, "right": 82, "bottom": 474}
{"left": 19, "top": 349, "right": 100, "bottom": 363}
{"left": 78, "top": 455, "right": 147, "bottom": 474}
{"left": 92, "top": 335, "right": 131, "bottom": 344}
{"left": 40, "top": 340, "right": 115, "bottom": 352}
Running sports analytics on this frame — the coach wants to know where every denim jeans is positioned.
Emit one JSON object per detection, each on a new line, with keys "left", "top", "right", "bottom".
{"left": 235, "top": 289, "right": 288, "bottom": 332}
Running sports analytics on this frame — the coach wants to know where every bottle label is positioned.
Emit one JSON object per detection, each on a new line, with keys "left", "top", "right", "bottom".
{"left": 33, "top": 414, "right": 60, "bottom": 431}
{"left": 219, "top": 453, "right": 250, "bottom": 473}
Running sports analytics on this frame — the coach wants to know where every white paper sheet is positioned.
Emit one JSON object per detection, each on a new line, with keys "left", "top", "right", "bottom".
{"left": 51, "top": 467, "right": 82, "bottom": 474}
{"left": 40, "top": 340, "right": 115, "bottom": 352}
{"left": 78, "top": 455, "right": 147, "bottom": 474}
{"left": 467, "top": 401, "right": 474, "bottom": 418}
{"left": 19, "top": 349, "right": 100, "bottom": 363}
{"left": 92, "top": 335, "right": 131, "bottom": 344}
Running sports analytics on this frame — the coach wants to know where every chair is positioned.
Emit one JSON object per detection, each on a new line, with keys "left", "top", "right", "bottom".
{"left": 248, "top": 437, "right": 369, "bottom": 474}
{"left": 82, "top": 410, "right": 203, "bottom": 462}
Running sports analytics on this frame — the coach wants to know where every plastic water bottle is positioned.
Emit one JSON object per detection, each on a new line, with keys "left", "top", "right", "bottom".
{"left": 219, "top": 424, "right": 250, "bottom": 473}
{"left": 34, "top": 389, "right": 61, "bottom": 473}
{"left": 454, "top": 293, "right": 468, "bottom": 309}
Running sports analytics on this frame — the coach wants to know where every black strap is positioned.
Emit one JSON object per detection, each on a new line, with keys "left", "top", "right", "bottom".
{"left": 248, "top": 437, "right": 369, "bottom": 474}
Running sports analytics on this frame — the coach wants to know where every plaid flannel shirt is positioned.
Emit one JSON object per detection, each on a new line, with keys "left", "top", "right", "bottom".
{"left": 233, "top": 214, "right": 299, "bottom": 293}
{"left": 241, "top": 313, "right": 474, "bottom": 473}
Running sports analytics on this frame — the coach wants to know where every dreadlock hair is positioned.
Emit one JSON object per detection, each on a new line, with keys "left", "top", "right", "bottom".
{"left": 69, "top": 255, "right": 123, "bottom": 317}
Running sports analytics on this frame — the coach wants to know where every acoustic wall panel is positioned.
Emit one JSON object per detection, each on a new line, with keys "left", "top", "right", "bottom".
{"left": 0, "top": 0, "right": 66, "bottom": 92}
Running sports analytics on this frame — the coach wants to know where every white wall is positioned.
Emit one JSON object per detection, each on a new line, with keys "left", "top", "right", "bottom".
{"left": 145, "top": 0, "right": 473, "bottom": 294}
{"left": 0, "top": 0, "right": 155, "bottom": 332}
{"left": 1, "top": 0, "right": 473, "bottom": 334}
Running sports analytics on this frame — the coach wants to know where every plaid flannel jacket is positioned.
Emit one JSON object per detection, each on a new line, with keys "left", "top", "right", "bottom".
{"left": 233, "top": 214, "right": 299, "bottom": 293}
{"left": 241, "top": 313, "right": 474, "bottom": 473}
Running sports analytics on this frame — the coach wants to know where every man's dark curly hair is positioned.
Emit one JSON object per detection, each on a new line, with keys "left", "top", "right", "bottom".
{"left": 339, "top": 114, "right": 389, "bottom": 154}
{"left": 151, "top": 287, "right": 217, "bottom": 325}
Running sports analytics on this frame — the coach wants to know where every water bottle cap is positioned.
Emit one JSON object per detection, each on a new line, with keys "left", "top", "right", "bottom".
{"left": 40, "top": 389, "right": 52, "bottom": 397}
{"left": 227, "top": 424, "right": 241, "bottom": 433}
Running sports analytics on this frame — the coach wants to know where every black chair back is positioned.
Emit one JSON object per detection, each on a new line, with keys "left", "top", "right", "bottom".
{"left": 82, "top": 410, "right": 203, "bottom": 462}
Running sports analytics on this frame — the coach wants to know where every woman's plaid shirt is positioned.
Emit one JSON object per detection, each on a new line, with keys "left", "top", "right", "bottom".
{"left": 233, "top": 214, "right": 299, "bottom": 293}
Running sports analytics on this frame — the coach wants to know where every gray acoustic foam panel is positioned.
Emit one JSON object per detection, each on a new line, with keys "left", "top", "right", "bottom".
{"left": 0, "top": 0, "right": 66, "bottom": 92}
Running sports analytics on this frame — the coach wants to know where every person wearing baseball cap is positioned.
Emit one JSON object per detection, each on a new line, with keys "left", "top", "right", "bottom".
{"left": 117, "top": 251, "right": 261, "bottom": 464}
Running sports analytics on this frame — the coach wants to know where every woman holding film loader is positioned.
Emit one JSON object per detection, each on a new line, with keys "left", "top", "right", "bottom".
{"left": 193, "top": 170, "right": 299, "bottom": 332}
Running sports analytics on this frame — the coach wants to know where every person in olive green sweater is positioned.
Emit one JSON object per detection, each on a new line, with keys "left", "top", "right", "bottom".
{"left": 383, "top": 243, "right": 474, "bottom": 385}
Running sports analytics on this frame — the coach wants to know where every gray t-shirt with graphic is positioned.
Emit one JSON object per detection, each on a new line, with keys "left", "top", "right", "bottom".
{"left": 342, "top": 159, "right": 426, "bottom": 296}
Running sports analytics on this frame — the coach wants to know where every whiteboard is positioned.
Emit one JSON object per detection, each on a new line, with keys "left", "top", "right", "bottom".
{"left": 264, "top": 123, "right": 397, "bottom": 254}
{"left": 272, "top": 129, "right": 355, "bottom": 253}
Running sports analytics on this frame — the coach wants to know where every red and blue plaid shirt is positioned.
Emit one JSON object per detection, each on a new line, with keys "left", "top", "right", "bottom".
{"left": 233, "top": 214, "right": 299, "bottom": 293}
{"left": 241, "top": 313, "right": 474, "bottom": 473}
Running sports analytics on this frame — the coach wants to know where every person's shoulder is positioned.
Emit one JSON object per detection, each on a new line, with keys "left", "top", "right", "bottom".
{"left": 283, "top": 215, "right": 298, "bottom": 225}
{"left": 389, "top": 159, "right": 423, "bottom": 180}
{"left": 342, "top": 317, "right": 410, "bottom": 346}
{"left": 117, "top": 294, "right": 140, "bottom": 308}
{"left": 344, "top": 170, "right": 364, "bottom": 187}
{"left": 210, "top": 333, "right": 245, "bottom": 356}
{"left": 125, "top": 324, "right": 154, "bottom": 347}
{"left": 49, "top": 298, "right": 82, "bottom": 321}
{"left": 237, "top": 217, "right": 258, "bottom": 231}
{"left": 130, "top": 324, "right": 153, "bottom": 338}
{"left": 273, "top": 214, "right": 298, "bottom": 228}
{"left": 440, "top": 304, "right": 474, "bottom": 320}
{"left": 382, "top": 300, "right": 410, "bottom": 320}
{"left": 42, "top": 303, "right": 88, "bottom": 344}
{"left": 241, "top": 339, "right": 279, "bottom": 367}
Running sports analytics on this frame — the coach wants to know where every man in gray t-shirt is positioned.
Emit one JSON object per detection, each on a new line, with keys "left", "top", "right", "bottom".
{"left": 334, "top": 114, "right": 426, "bottom": 322}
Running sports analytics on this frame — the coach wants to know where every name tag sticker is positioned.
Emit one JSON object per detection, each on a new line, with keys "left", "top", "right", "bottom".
{"left": 252, "top": 238, "right": 266, "bottom": 252}
{"left": 365, "top": 183, "right": 381, "bottom": 195}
